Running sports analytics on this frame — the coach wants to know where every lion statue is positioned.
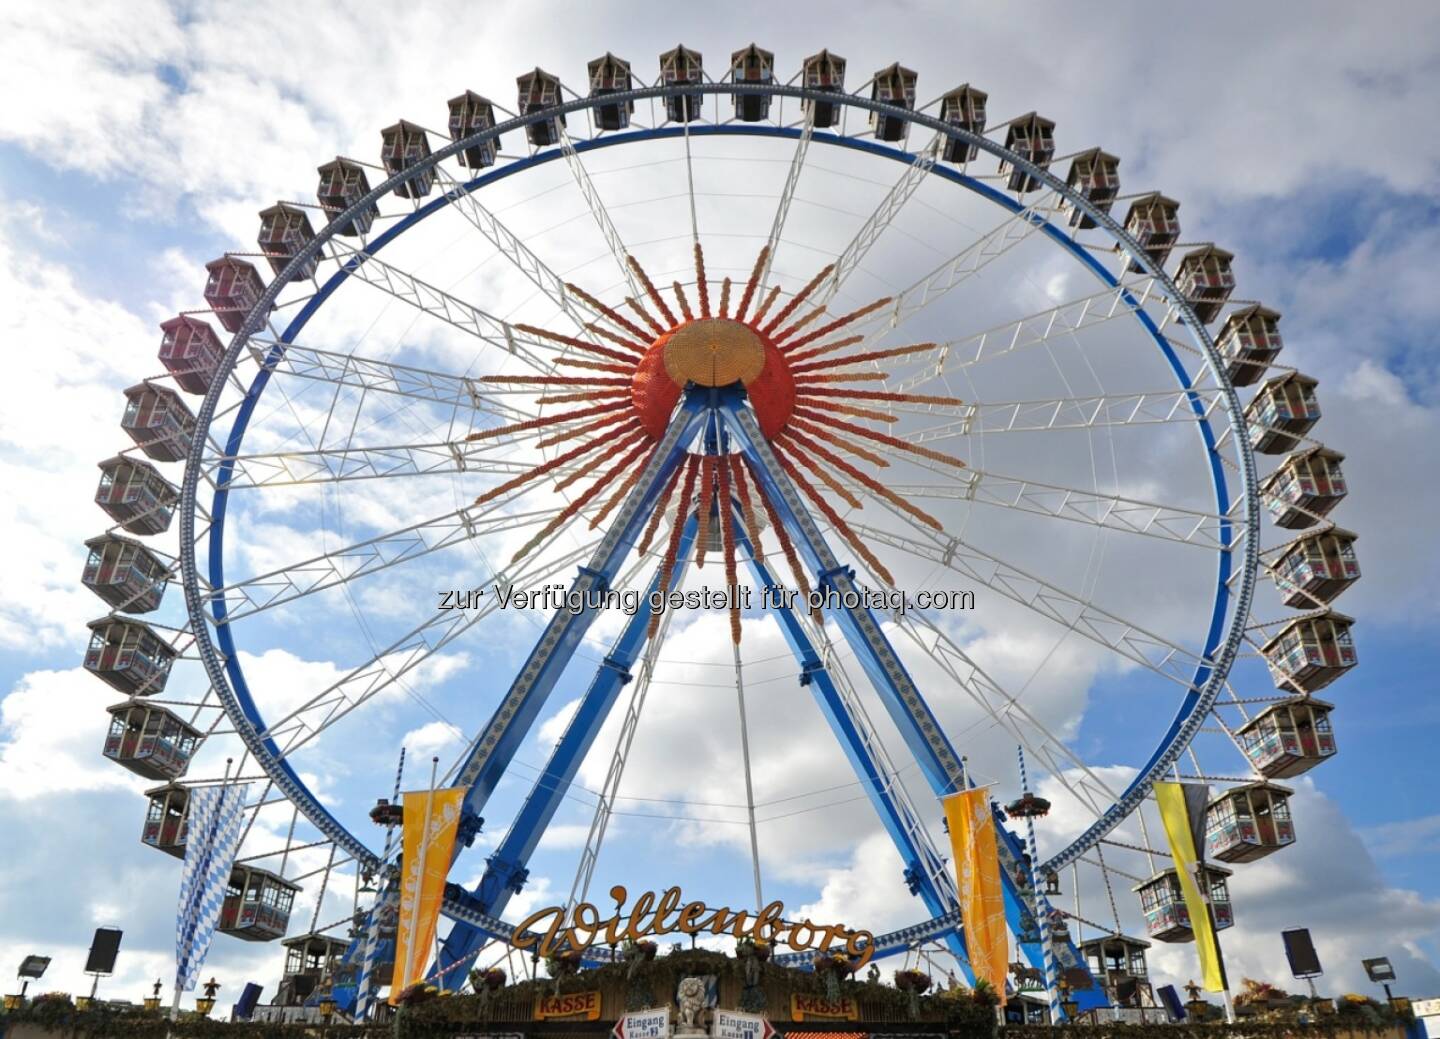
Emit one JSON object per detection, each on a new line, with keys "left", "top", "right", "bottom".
{"left": 676, "top": 976, "right": 708, "bottom": 1035}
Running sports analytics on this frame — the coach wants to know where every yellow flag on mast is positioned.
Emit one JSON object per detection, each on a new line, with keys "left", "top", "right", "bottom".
{"left": 1154, "top": 781, "right": 1224, "bottom": 992}
{"left": 941, "top": 788, "right": 1009, "bottom": 995}
{"left": 388, "top": 785, "right": 465, "bottom": 1003}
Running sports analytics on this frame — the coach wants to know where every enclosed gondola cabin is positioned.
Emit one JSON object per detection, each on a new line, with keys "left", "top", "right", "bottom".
{"left": 1216, "top": 304, "right": 1282, "bottom": 387}
{"left": 278, "top": 934, "right": 349, "bottom": 1005}
{"left": 221, "top": 866, "right": 300, "bottom": 942}
{"left": 204, "top": 256, "right": 268, "bottom": 334}
{"left": 315, "top": 158, "right": 377, "bottom": 237}
{"left": 379, "top": 121, "right": 434, "bottom": 199}
{"left": 142, "top": 782, "right": 190, "bottom": 857}
{"left": 1246, "top": 372, "right": 1320, "bottom": 454}
{"left": 587, "top": 56, "right": 633, "bottom": 131}
{"left": 800, "top": 50, "right": 845, "bottom": 129}
{"left": 517, "top": 68, "right": 565, "bottom": 147}
{"left": 1273, "top": 527, "right": 1359, "bottom": 607}
{"left": 447, "top": 91, "right": 499, "bottom": 166}
{"left": 1121, "top": 193, "right": 1181, "bottom": 273}
{"left": 158, "top": 315, "right": 223, "bottom": 395}
{"left": 730, "top": 45, "right": 774, "bottom": 122}
{"left": 1237, "top": 698, "right": 1336, "bottom": 779}
{"left": 85, "top": 616, "right": 176, "bottom": 696}
{"left": 1205, "top": 781, "right": 1295, "bottom": 863}
{"left": 96, "top": 456, "right": 177, "bottom": 535}
{"left": 939, "top": 85, "right": 987, "bottom": 163}
{"left": 257, "top": 204, "right": 319, "bottom": 281}
{"left": 659, "top": 45, "right": 704, "bottom": 123}
{"left": 1262, "top": 610, "right": 1356, "bottom": 692}
{"left": 869, "top": 63, "right": 916, "bottom": 142}
{"left": 83, "top": 533, "right": 168, "bottom": 613}
{"left": 1260, "top": 446, "right": 1347, "bottom": 529}
{"left": 1064, "top": 148, "right": 1120, "bottom": 228}
{"left": 1176, "top": 245, "right": 1236, "bottom": 323}
{"left": 1134, "top": 866, "right": 1234, "bottom": 943}
{"left": 104, "top": 702, "right": 201, "bottom": 781}
{"left": 1000, "top": 112, "right": 1056, "bottom": 193}
{"left": 121, "top": 382, "right": 196, "bottom": 463}
{"left": 1079, "top": 934, "right": 1151, "bottom": 1007}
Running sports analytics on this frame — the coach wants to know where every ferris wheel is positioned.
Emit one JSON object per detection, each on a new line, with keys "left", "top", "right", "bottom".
{"left": 84, "top": 41, "right": 1360, "bottom": 1019}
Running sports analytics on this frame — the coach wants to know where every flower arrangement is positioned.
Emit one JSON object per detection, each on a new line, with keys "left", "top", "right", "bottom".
{"left": 735, "top": 936, "right": 771, "bottom": 961}
{"left": 894, "top": 969, "right": 932, "bottom": 993}
{"left": 394, "top": 983, "right": 440, "bottom": 1007}
{"left": 470, "top": 968, "right": 506, "bottom": 992}
{"left": 545, "top": 949, "right": 584, "bottom": 977}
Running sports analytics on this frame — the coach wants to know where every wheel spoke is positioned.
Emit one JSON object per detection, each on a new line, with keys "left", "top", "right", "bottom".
{"left": 907, "top": 387, "right": 1222, "bottom": 437}
{"left": 558, "top": 125, "right": 646, "bottom": 299}
{"left": 210, "top": 502, "right": 562, "bottom": 623}
{"left": 257, "top": 537, "right": 605, "bottom": 753}
{"left": 430, "top": 164, "right": 601, "bottom": 338}
{"left": 892, "top": 277, "right": 1162, "bottom": 394}
{"left": 211, "top": 439, "right": 584, "bottom": 490}
{"left": 818, "top": 132, "right": 942, "bottom": 305}
{"left": 852, "top": 512, "right": 1212, "bottom": 685}
{"left": 323, "top": 241, "right": 558, "bottom": 375}
{"left": 752, "top": 113, "right": 816, "bottom": 299}
{"left": 245, "top": 338, "right": 537, "bottom": 422}
{"left": 852, "top": 466, "right": 1234, "bottom": 550}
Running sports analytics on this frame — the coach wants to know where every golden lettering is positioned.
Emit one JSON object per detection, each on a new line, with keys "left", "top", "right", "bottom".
{"left": 508, "top": 886, "right": 873, "bottom": 969}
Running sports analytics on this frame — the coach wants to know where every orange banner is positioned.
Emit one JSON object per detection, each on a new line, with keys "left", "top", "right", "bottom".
{"left": 388, "top": 787, "right": 465, "bottom": 1003}
{"left": 942, "top": 788, "right": 1008, "bottom": 995}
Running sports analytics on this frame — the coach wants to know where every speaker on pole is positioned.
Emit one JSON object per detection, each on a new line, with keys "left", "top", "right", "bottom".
{"left": 83, "top": 928, "right": 123, "bottom": 976}
{"left": 1282, "top": 928, "right": 1323, "bottom": 979}
{"left": 1157, "top": 984, "right": 1186, "bottom": 1022}
{"left": 234, "top": 982, "right": 263, "bottom": 1020}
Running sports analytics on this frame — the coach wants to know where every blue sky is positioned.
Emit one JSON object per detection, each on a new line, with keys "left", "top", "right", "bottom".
{"left": 1, "top": 0, "right": 1439, "bottom": 1012}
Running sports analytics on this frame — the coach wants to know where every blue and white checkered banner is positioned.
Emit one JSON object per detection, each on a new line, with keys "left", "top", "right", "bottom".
{"left": 175, "top": 782, "right": 250, "bottom": 993}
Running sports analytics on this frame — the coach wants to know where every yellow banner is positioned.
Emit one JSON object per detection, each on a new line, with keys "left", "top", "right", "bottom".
{"left": 388, "top": 787, "right": 465, "bottom": 1003}
{"left": 1154, "top": 781, "right": 1223, "bottom": 992}
{"left": 941, "top": 788, "right": 1008, "bottom": 995}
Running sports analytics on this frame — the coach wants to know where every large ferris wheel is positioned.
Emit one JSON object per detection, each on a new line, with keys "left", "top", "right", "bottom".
{"left": 84, "top": 42, "right": 1359, "bottom": 1019}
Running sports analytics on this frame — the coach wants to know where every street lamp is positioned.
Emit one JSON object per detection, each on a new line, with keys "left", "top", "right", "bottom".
{"left": 1058, "top": 978, "right": 1079, "bottom": 1023}
{"left": 195, "top": 978, "right": 220, "bottom": 1016}
{"left": 6, "top": 956, "right": 50, "bottom": 1011}
{"left": 1362, "top": 958, "right": 1398, "bottom": 1005}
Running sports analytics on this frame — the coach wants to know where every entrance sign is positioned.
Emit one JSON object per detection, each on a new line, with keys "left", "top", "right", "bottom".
{"left": 615, "top": 1006, "right": 672, "bottom": 1039}
{"left": 713, "top": 1009, "right": 774, "bottom": 1039}
{"left": 789, "top": 994, "right": 858, "bottom": 1021}
{"left": 535, "top": 990, "right": 602, "bottom": 1020}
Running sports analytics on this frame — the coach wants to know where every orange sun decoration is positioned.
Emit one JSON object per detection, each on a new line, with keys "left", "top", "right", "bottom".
{"left": 466, "top": 244, "right": 968, "bottom": 643}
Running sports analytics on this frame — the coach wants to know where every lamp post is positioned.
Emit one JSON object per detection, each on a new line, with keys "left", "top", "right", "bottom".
{"left": 195, "top": 977, "right": 220, "bottom": 1016}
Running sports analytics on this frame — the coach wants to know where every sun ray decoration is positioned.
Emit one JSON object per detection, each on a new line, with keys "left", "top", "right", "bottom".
{"left": 472, "top": 246, "right": 966, "bottom": 642}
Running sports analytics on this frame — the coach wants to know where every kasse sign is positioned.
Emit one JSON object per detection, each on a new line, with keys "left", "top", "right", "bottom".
{"left": 712, "top": 1009, "right": 775, "bottom": 1039}
{"left": 613, "top": 1006, "right": 671, "bottom": 1039}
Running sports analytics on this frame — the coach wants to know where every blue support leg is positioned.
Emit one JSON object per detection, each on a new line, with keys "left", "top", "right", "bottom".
{"left": 433, "top": 515, "right": 701, "bottom": 985}
{"left": 718, "top": 396, "right": 1106, "bottom": 1007}
{"left": 733, "top": 519, "right": 974, "bottom": 981}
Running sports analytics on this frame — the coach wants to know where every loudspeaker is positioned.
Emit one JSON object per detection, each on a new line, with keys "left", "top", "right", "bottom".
{"left": 1282, "top": 927, "right": 1323, "bottom": 978}
{"left": 234, "top": 983, "right": 263, "bottom": 1020}
{"left": 84, "top": 928, "right": 123, "bottom": 975}
{"left": 1158, "top": 984, "right": 1185, "bottom": 1021}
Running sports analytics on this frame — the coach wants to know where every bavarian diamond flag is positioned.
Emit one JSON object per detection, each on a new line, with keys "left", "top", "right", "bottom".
{"left": 175, "top": 782, "right": 250, "bottom": 993}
